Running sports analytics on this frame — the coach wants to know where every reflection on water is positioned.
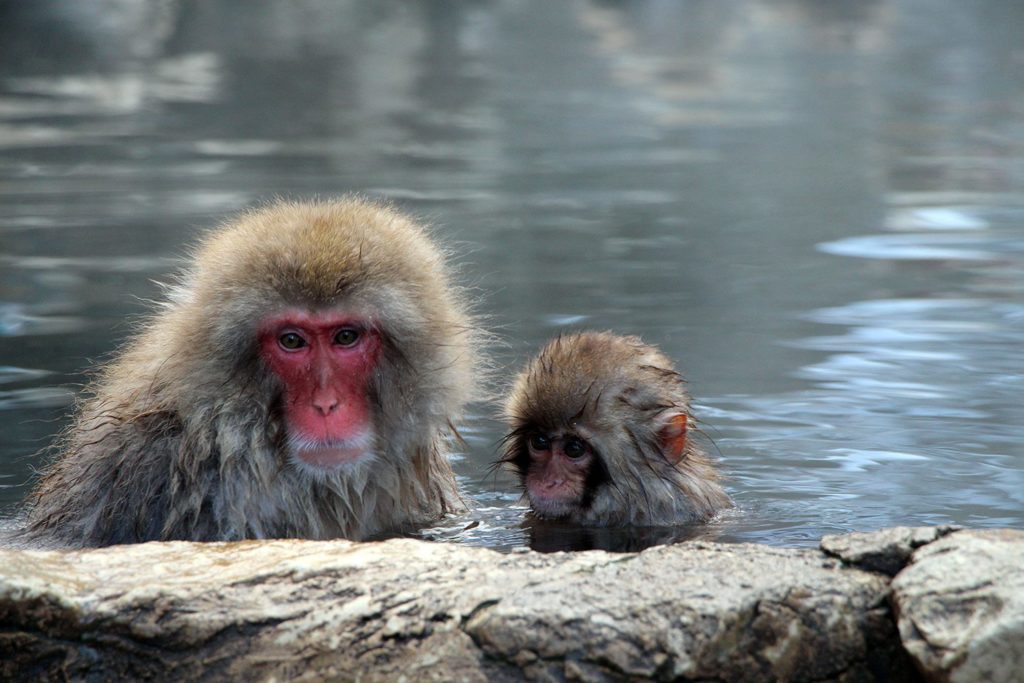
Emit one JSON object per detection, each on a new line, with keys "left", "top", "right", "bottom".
{"left": 819, "top": 232, "right": 1023, "bottom": 261}
{"left": 1, "top": 0, "right": 1021, "bottom": 550}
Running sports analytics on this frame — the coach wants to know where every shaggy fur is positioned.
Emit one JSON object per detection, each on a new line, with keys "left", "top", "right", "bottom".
{"left": 25, "top": 198, "right": 478, "bottom": 547}
{"left": 501, "top": 331, "right": 731, "bottom": 526}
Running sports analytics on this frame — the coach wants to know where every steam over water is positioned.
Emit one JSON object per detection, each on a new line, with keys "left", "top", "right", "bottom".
{"left": 1, "top": 1, "right": 1021, "bottom": 550}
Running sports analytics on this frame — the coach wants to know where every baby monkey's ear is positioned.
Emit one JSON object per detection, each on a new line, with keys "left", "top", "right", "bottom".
{"left": 658, "top": 412, "right": 689, "bottom": 465}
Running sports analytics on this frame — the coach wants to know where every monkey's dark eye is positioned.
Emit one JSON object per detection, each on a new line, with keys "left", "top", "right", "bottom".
{"left": 528, "top": 434, "right": 551, "bottom": 451}
{"left": 278, "top": 332, "right": 306, "bottom": 350}
{"left": 334, "top": 328, "right": 360, "bottom": 347}
{"left": 563, "top": 437, "right": 587, "bottom": 459}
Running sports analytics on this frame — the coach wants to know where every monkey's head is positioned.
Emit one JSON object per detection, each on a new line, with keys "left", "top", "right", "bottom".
{"left": 163, "top": 198, "right": 476, "bottom": 477}
{"left": 501, "top": 332, "right": 702, "bottom": 525}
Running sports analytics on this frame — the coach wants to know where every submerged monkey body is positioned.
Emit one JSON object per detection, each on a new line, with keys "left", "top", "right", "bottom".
{"left": 502, "top": 332, "right": 731, "bottom": 527}
{"left": 27, "top": 199, "right": 476, "bottom": 546}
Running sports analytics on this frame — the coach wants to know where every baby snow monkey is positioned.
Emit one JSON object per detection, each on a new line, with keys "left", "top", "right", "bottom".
{"left": 501, "top": 332, "right": 731, "bottom": 526}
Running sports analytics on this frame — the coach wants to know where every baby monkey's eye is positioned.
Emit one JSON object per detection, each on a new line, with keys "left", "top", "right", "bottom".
{"left": 528, "top": 433, "right": 551, "bottom": 451}
{"left": 563, "top": 437, "right": 587, "bottom": 459}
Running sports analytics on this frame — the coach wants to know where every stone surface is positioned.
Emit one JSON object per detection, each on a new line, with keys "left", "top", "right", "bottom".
{"left": 892, "top": 529, "right": 1024, "bottom": 683}
{"left": 0, "top": 537, "right": 912, "bottom": 682}
{"left": 821, "top": 526, "right": 960, "bottom": 576}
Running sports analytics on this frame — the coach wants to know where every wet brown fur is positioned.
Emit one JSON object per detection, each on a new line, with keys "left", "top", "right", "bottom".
{"left": 25, "top": 198, "right": 479, "bottom": 546}
{"left": 501, "top": 331, "right": 731, "bottom": 526}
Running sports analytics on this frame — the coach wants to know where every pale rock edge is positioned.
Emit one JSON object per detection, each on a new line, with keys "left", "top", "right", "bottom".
{"left": 1, "top": 526, "right": 1020, "bottom": 682}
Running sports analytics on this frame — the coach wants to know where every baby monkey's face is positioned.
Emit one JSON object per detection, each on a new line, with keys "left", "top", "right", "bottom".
{"left": 522, "top": 428, "right": 602, "bottom": 519}
{"left": 501, "top": 331, "right": 731, "bottom": 527}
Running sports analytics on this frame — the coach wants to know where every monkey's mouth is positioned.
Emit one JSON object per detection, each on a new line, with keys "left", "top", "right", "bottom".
{"left": 288, "top": 432, "right": 373, "bottom": 470}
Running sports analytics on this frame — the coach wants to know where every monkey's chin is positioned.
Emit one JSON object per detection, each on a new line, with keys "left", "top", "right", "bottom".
{"left": 527, "top": 495, "right": 580, "bottom": 520}
{"left": 294, "top": 445, "right": 368, "bottom": 468}
{"left": 288, "top": 432, "right": 374, "bottom": 472}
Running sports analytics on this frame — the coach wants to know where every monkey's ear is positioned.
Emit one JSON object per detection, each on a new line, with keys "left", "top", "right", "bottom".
{"left": 658, "top": 413, "right": 688, "bottom": 465}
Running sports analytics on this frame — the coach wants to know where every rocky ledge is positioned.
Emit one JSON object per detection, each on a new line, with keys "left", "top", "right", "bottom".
{"left": 1, "top": 527, "right": 1020, "bottom": 682}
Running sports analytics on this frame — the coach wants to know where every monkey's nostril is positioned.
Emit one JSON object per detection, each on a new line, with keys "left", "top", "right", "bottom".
{"left": 313, "top": 398, "right": 339, "bottom": 416}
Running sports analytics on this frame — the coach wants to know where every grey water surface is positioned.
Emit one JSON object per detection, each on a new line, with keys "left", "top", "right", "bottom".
{"left": 1, "top": 0, "right": 1022, "bottom": 550}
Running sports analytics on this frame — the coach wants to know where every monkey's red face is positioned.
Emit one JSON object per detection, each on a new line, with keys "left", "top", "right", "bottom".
{"left": 523, "top": 433, "right": 595, "bottom": 518}
{"left": 260, "top": 311, "right": 382, "bottom": 471}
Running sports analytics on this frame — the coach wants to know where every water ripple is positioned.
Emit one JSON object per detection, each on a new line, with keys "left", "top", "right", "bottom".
{"left": 0, "top": 387, "right": 74, "bottom": 410}
{"left": 0, "top": 254, "right": 175, "bottom": 273}
{"left": 884, "top": 207, "right": 989, "bottom": 231}
{"left": 817, "top": 233, "right": 1011, "bottom": 261}
{"left": 7, "top": 53, "right": 221, "bottom": 109}
{"left": 0, "top": 305, "right": 87, "bottom": 337}
{"left": 0, "top": 366, "right": 52, "bottom": 384}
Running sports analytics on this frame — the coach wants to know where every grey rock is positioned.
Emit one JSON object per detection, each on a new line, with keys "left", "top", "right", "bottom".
{"left": 821, "top": 526, "right": 960, "bottom": 576}
{"left": 892, "top": 529, "right": 1024, "bottom": 683}
{"left": 0, "top": 537, "right": 911, "bottom": 682}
